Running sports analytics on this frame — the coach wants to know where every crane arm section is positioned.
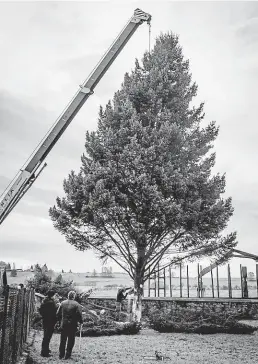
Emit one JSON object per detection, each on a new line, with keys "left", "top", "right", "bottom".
{"left": 0, "top": 8, "right": 151, "bottom": 225}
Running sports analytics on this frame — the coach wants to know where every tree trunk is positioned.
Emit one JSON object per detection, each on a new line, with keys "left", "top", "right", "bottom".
{"left": 132, "top": 274, "right": 144, "bottom": 322}
{"left": 132, "top": 248, "right": 145, "bottom": 322}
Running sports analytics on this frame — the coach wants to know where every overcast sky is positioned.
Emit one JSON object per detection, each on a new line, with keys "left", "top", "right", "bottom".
{"left": 0, "top": 1, "right": 258, "bottom": 276}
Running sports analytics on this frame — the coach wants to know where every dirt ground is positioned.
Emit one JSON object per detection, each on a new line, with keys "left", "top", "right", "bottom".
{"left": 30, "top": 324, "right": 258, "bottom": 364}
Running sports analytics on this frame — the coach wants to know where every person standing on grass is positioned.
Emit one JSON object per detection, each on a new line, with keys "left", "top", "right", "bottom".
{"left": 39, "top": 290, "right": 57, "bottom": 357}
{"left": 57, "top": 291, "right": 99, "bottom": 359}
{"left": 57, "top": 290, "right": 83, "bottom": 360}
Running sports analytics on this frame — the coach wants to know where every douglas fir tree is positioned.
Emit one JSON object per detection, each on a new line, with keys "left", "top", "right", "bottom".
{"left": 50, "top": 33, "right": 237, "bottom": 321}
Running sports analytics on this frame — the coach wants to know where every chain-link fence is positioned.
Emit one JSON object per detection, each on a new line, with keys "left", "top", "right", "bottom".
{"left": 0, "top": 286, "right": 35, "bottom": 364}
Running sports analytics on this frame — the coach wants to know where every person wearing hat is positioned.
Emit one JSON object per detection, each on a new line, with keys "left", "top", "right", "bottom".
{"left": 39, "top": 290, "right": 57, "bottom": 357}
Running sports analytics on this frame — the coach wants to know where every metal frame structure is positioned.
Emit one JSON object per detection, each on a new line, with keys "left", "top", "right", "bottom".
{"left": 0, "top": 8, "right": 151, "bottom": 226}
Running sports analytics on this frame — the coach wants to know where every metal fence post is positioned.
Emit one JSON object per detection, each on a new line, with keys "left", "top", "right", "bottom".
{"left": 148, "top": 269, "right": 151, "bottom": 297}
{"left": 157, "top": 265, "right": 160, "bottom": 297}
{"left": 216, "top": 266, "right": 220, "bottom": 298}
{"left": 179, "top": 263, "right": 182, "bottom": 298}
{"left": 256, "top": 264, "right": 258, "bottom": 298}
{"left": 154, "top": 271, "right": 156, "bottom": 297}
{"left": 228, "top": 264, "right": 232, "bottom": 298}
{"left": 242, "top": 266, "right": 248, "bottom": 298}
{"left": 169, "top": 265, "right": 172, "bottom": 297}
{"left": 210, "top": 266, "right": 214, "bottom": 298}
{"left": 240, "top": 264, "right": 243, "bottom": 298}
{"left": 163, "top": 268, "right": 166, "bottom": 297}
{"left": 187, "top": 265, "right": 189, "bottom": 298}
{"left": 197, "top": 264, "right": 200, "bottom": 298}
{"left": 200, "top": 265, "right": 203, "bottom": 298}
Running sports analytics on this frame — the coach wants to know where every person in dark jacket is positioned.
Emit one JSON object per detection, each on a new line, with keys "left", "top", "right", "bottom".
{"left": 116, "top": 287, "right": 133, "bottom": 320}
{"left": 39, "top": 290, "right": 57, "bottom": 357}
{"left": 57, "top": 291, "right": 83, "bottom": 360}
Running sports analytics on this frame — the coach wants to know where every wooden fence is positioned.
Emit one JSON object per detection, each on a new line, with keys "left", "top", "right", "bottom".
{"left": 147, "top": 263, "right": 258, "bottom": 299}
{"left": 0, "top": 286, "right": 35, "bottom": 364}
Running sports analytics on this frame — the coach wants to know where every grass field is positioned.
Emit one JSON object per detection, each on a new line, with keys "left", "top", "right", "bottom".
{"left": 7, "top": 271, "right": 34, "bottom": 286}
{"left": 7, "top": 271, "right": 133, "bottom": 297}
{"left": 29, "top": 323, "right": 258, "bottom": 364}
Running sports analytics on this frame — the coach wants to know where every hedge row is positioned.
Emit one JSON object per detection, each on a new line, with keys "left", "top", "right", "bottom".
{"left": 32, "top": 304, "right": 258, "bottom": 336}
{"left": 78, "top": 322, "right": 141, "bottom": 336}
{"left": 148, "top": 307, "right": 258, "bottom": 335}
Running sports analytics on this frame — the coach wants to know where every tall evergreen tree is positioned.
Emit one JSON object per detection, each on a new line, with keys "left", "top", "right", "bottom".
{"left": 27, "top": 271, "right": 74, "bottom": 297}
{"left": 10, "top": 268, "right": 17, "bottom": 277}
{"left": 34, "top": 264, "right": 41, "bottom": 273}
{"left": 54, "top": 274, "right": 63, "bottom": 284}
{"left": 49, "top": 32, "right": 237, "bottom": 321}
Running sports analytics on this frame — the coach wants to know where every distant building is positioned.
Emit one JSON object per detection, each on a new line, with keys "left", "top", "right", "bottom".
{"left": 92, "top": 269, "right": 97, "bottom": 277}
{"left": 101, "top": 266, "right": 114, "bottom": 278}
{"left": 24, "top": 267, "right": 31, "bottom": 272}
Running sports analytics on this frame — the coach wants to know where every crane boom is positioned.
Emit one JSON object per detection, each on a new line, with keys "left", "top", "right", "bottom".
{"left": 0, "top": 8, "right": 151, "bottom": 225}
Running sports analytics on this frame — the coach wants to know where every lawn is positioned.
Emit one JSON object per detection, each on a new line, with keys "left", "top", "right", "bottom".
{"left": 29, "top": 324, "right": 258, "bottom": 364}
{"left": 7, "top": 271, "right": 34, "bottom": 286}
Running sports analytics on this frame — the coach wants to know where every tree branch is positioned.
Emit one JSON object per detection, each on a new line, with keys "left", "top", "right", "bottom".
{"left": 145, "top": 232, "right": 185, "bottom": 277}
{"left": 70, "top": 227, "right": 131, "bottom": 275}
{"left": 112, "top": 221, "right": 137, "bottom": 266}
{"left": 102, "top": 225, "right": 133, "bottom": 267}
{"left": 145, "top": 229, "right": 171, "bottom": 262}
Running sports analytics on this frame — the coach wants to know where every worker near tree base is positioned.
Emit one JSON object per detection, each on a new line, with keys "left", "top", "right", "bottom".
{"left": 39, "top": 290, "right": 57, "bottom": 357}
{"left": 57, "top": 291, "right": 83, "bottom": 360}
{"left": 116, "top": 287, "right": 133, "bottom": 320}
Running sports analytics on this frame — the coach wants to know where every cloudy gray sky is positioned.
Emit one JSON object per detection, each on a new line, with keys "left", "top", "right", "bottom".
{"left": 0, "top": 1, "right": 258, "bottom": 276}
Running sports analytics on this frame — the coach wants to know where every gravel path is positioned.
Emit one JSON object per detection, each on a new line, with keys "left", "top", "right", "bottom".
{"left": 30, "top": 328, "right": 258, "bottom": 364}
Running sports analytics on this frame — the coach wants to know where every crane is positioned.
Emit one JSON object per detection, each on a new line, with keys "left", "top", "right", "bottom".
{"left": 0, "top": 8, "right": 151, "bottom": 226}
